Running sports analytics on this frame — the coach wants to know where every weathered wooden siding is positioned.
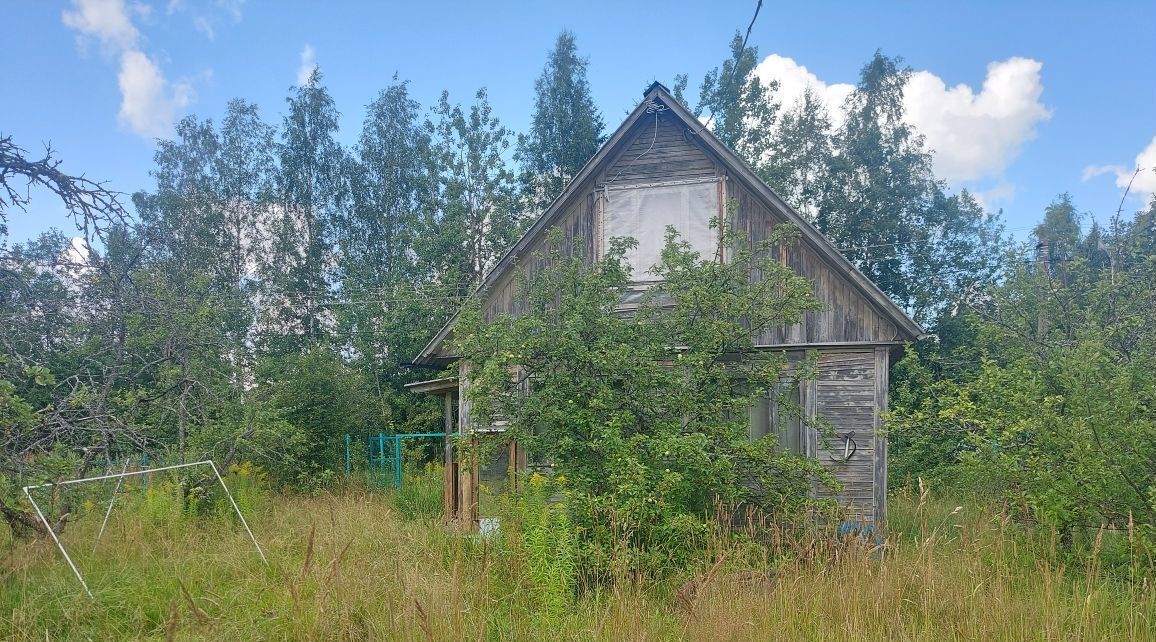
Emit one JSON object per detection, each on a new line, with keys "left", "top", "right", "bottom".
{"left": 441, "top": 118, "right": 907, "bottom": 354}
{"left": 482, "top": 108, "right": 724, "bottom": 322}
{"left": 730, "top": 182, "right": 900, "bottom": 345}
{"left": 602, "top": 109, "right": 718, "bottom": 185}
{"left": 805, "top": 349, "right": 881, "bottom": 523}
{"left": 873, "top": 346, "right": 889, "bottom": 527}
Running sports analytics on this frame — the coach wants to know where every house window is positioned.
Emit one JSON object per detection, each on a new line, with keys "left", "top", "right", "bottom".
{"left": 749, "top": 383, "right": 804, "bottom": 454}
{"left": 601, "top": 179, "right": 720, "bottom": 282}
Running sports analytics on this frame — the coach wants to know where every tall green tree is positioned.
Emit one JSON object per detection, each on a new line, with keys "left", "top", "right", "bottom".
{"left": 138, "top": 115, "right": 222, "bottom": 280}
{"left": 693, "top": 33, "right": 779, "bottom": 175}
{"left": 269, "top": 68, "right": 346, "bottom": 351}
{"left": 764, "top": 87, "right": 833, "bottom": 220}
{"left": 819, "top": 52, "right": 933, "bottom": 310}
{"left": 517, "top": 32, "right": 605, "bottom": 212}
{"left": 337, "top": 76, "right": 443, "bottom": 432}
{"left": 216, "top": 99, "right": 278, "bottom": 292}
{"left": 424, "top": 89, "right": 521, "bottom": 290}
{"left": 818, "top": 51, "right": 1006, "bottom": 324}
{"left": 213, "top": 99, "right": 278, "bottom": 385}
{"left": 132, "top": 101, "right": 279, "bottom": 463}
{"left": 1033, "top": 193, "right": 1083, "bottom": 268}
{"left": 343, "top": 77, "right": 430, "bottom": 289}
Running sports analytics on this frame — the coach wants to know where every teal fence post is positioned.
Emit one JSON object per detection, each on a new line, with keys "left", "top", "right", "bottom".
{"left": 393, "top": 435, "right": 403, "bottom": 489}
{"left": 377, "top": 432, "right": 386, "bottom": 486}
{"left": 344, "top": 433, "right": 351, "bottom": 476}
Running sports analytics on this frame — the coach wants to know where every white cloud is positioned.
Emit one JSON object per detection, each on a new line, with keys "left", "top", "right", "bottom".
{"left": 973, "top": 181, "right": 1016, "bottom": 213}
{"left": 753, "top": 54, "right": 854, "bottom": 129}
{"left": 218, "top": 0, "right": 246, "bottom": 22}
{"left": 64, "top": 236, "right": 91, "bottom": 266}
{"left": 752, "top": 54, "right": 1051, "bottom": 186}
{"left": 1120, "top": 137, "right": 1156, "bottom": 198}
{"left": 297, "top": 45, "right": 318, "bottom": 85}
{"left": 131, "top": 2, "right": 153, "bottom": 22}
{"left": 1081, "top": 164, "right": 1126, "bottom": 182}
{"left": 193, "top": 15, "right": 215, "bottom": 40}
{"left": 62, "top": 0, "right": 141, "bottom": 51}
{"left": 168, "top": 0, "right": 245, "bottom": 40}
{"left": 62, "top": 0, "right": 197, "bottom": 140}
{"left": 118, "top": 50, "right": 193, "bottom": 138}
{"left": 1082, "top": 137, "right": 1156, "bottom": 203}
{"left": 905, "top": 58, "right": 1051, "bottom": 184}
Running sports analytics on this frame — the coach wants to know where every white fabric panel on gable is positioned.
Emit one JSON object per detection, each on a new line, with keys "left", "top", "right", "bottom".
{"left": 602, "top": 179, "right": 720, "bottom": 282}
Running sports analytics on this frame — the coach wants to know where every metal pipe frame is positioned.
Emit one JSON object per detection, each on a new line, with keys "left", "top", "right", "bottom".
{"left": 22, "top": 460, "right": 268, "bottom": 600}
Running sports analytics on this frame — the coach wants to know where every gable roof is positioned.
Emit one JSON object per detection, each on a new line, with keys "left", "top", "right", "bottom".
{"left": 414, "top": 82, "right": 923, "bottom": 365}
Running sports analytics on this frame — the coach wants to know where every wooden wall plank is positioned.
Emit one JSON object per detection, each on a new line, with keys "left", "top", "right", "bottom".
{"left": 603, "top": 111, "right": 716, "bottom": 185}
{"left": 811, "top": 350, "right": 880, "bottom": 518}
{"left": 804, "top": 359, "right": 819, "bottom": 498}
{"left": 874, "top": 346, "right": 890, "bottom": 528}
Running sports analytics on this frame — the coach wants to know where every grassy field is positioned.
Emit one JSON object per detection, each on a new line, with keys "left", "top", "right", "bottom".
{"left": 1, "top": 474, "right": 1152, "bottom": 641}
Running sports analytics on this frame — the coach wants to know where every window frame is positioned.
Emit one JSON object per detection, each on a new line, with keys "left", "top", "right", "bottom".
{"left": 598, "top": 177, "right": 723, "bottom": 282}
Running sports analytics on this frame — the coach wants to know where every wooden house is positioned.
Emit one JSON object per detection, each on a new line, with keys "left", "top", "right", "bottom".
{"left": 406, "top": 82, "right": 924, "bottom": 530}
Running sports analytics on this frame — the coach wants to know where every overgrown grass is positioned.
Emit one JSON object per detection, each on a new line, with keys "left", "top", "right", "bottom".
{"left": 390, "top": 462, "right": 445, "bottom": 522}
{"left": 1, "top": 476, "right": 1152, "bottom": 640}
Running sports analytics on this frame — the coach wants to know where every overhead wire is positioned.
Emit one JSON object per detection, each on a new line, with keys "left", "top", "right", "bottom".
{"left": 834, "top": 224, "right": 1039, "bottom": 255}
{"left": 607, "top": 100, "right": 669, "bottom": 184}
{"left": 688, "top": 0, "right": 764, "bottom": 137}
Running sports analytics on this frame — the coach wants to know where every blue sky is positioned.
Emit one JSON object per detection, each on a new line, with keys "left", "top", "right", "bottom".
{"left": 4, "top": 0, "right": 1155, "bottom": 244}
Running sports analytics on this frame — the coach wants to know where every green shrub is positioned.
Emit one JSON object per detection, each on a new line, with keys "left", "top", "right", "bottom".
{"left": 503, "top": 473, "right": 577, "bottom": 614}
{"left": 455, "top": 225, "right": 836, "bottom": 583}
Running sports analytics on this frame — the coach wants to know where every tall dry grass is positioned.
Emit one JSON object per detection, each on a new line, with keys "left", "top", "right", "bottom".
{"left": 0, "top": 480, "right": 1152, "bottom": 640}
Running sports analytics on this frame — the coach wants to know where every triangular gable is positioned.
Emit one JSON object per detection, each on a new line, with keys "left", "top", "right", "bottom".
{"left": 414, "top": 83, "right": 923, "bottom": 365}
{"left": 647, "top": 83, "right": 923, "bottom": 343}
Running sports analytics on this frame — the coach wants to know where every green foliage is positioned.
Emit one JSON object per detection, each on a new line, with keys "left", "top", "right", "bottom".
{"left": 391, "top": 461, "right": 445, "bottom": 521}
{"left": 763, "top": 87, "right": 833, "bottom": 220}
{"left": 187, "top": 405, "right": 310, "bottom": 491}
{"left": 140, "top": 481, "right": 190, "bottom": 526}
{"left": 501, "top": 473, "right": 578, "bottom": 616}
{"left": 258, "top": 346, "right": 381, "bottom": 481}
{"left": 425, "top": 88, "right": 523, "bottom": 288}
{"left": 0, "top": 378, "right": 36, "bottom": 441}
{"left": 266, "top": 69, "right": 348, "bottom": 352}
{"left": 215, "top": 461, "right": 271, "bottom": 521}
{"left": 694, "top": 33, "right": 779, "bottom": 171}
{"left": 1034, "top": 193, "right": 1083, "bottom": 262}
{"left": 455, "top": 220, "right": 837, "bottom": 580}
{"left": 885, "top": 347, "right": 965, "bottom": 487}
{"left": 890, "top": 197, "right": 1156, "bottom": 563}
{"left": 517, "top": 31, "right": 606, "bottom": 211}
{"left": 117, "top": 463, "right": 271, "bottom": 529}
{"left": 959, "top": 345, "right": 1153, "bottom": 530}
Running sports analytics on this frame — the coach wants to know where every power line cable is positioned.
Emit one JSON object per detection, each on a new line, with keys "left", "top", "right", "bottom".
{"left": 689, "top": 0, "right": 764, "bottom": 136}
